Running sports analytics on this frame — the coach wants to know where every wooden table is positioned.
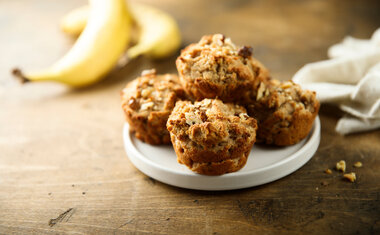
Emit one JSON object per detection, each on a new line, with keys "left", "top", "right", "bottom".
{"left": 1, "top": 0, "right": 379, "bottom": 234}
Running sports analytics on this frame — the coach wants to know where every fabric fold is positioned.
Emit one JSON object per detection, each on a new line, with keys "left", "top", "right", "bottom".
{"left": 292, "top": 28, "right": 380, "bottom": 135}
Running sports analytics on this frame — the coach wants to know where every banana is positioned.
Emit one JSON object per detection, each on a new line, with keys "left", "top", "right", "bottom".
{"left": 60, "top": 3, "right": 181, "bottom": 60}
{"left": 126, "top": 3, "right": 181, "bottom": 60}
{"left": 13, "top": 0, "right": 132, "bottom": 87}
{"left": 60, "top": 5, "right": 89, "bottom": 37}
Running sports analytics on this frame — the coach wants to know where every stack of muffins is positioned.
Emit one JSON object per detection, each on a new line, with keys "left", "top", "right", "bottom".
{"left": 121, "top": 34, "right": 320, "bottom": 175}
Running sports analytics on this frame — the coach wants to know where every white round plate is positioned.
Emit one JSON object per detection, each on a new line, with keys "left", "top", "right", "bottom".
{"left": 123, "top": 117, "right": 320, "bottom": 191}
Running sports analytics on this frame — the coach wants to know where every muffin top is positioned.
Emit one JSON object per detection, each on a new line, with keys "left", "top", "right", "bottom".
{"left": 243, "top": 79, "right": 319, "bottom": 125}
{"left": 121, "top": 69, "right": 186, "bottom": 116}
{"left": 167, "top": 99, "right": 257, "bottom": 151}
{"left": 176, "top": 34, "right": 266, "bottom": 101}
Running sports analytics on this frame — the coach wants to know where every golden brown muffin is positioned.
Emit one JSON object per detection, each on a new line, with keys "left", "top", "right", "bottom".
{"left": 167, "top": 99, "right": 258, "bottom": 175}
{"left": 176, "top": 34, "right": 270, "bottom": 102}
{"left": 121, "top": 69, "right": 186, "bottom": 145}
{"left": 241, "top": 79, "right": 320, "bottom": 146}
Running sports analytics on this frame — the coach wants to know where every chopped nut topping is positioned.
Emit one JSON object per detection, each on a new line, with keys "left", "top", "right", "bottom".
{"left": 121, "top": 88, "right": 129, "bottom": 99}
{"left": 281, "top": 81, "right": 293, "bottom": 89}
{"left": 185, "top": 112, "right": 203, "bottom": 125}
{"left": 140, "top": 102, "right": 154, "bottom": 111}
{"left": 213, "top": 34, "right": 224, "bottom": 46}
{"left": 239, "top": 113, "right": 249, "bottom": 120}
{"left": 157, "top": 85, "right": 167, "bottom": 91}
{"left": 202, "top": 99, "right": 212, "bottom": 106}
{"left": 238, "top": 46, "right": 253, "bottom": 58}
{"left": 224, "top": 38, "right": 234, "bottom": 48}
{"left": 271, "top": 79, "right": 281, "bottom": 86}
{"left": 353, "top": 162, "right": 362, "bottom": 168}
{"left": 343, "top": 172, "right": 356, "bottom": 182}
{"left": 128, "top": 97, "right": 139, "bottom": 110}
{"left": 256, "top": 82, "right": 266, "bottom": 101}
{"left": 336, "top": 160, "right": 346, "bottom": 172}
{"left": 325, "top": 169, "right": 332, "bottom": 174}
{"left": 141, "top": 87, "right": 154, "bottom": 98}
{"left": 141, "top": 69, "right": 156, "bottom": 76}
{"left": 264, "top": 88, "right": 270, "bottom": 97}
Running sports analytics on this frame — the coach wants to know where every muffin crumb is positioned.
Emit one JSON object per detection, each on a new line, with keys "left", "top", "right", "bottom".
{"left": 343, "top": 172, "right": 356, "bottom": 182}
{"left": 336, "top": 160, "right": 346, "bottom": 172}
{"left": 353, "top": 161, "right": 362, "bottom": 168}
{"left": 325, "top": 169, "right": 332, "bottom": 174}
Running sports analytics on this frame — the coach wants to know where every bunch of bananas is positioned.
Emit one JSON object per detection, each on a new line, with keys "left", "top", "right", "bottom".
{"left": 13, "top": 0, "right": 181, "bottom": 87}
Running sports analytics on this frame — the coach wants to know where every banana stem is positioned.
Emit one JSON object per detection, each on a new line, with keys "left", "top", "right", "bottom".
{"left": 126, "top": 45, "right": 146, "bottom": 60}
{"left": 117, "top": 47, "right": 145, "bottom": 68}
{"left": 117, "top": 53, "right": 131, "bottom": 68}
{"left": 12, "top": 68, "right": 30, "bottom": 84}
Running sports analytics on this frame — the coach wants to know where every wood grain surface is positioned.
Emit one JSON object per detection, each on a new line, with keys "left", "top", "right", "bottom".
{"left": 1, "top": 0, "right": 380, "bottom": 234}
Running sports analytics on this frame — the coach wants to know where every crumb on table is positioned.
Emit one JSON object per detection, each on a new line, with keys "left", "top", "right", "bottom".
{"left": 343, "top": 172, "right": 356, "bottom": 182}
{"left": 353, "top": 161, "right": 362, "bottom": 168}
{"left": 336, "top": 160, "right": 346, "bottom": 172}
{"left": 325, "top": 169, "right": 332, "bottom": 174}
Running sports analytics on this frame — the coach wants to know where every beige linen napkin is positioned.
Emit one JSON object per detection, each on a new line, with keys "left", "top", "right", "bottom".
{"left": 292, "top": 29, "right": 380, "bottom": 135}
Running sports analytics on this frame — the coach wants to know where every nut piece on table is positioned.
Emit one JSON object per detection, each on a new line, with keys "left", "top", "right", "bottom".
{"left": 336, "top": 160, "right": 346, "bottom": 172}
{"left": 343, "top": 172, "right": 356, "bottom": 182}
{"left": 353, "top": 161, "right": 363, "bottom": 168}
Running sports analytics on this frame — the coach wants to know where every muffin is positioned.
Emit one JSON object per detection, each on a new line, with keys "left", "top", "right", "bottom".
{"left": 167, "top": 99, "right": 258, "bottom": 175}
{"left": 241, "top": 79, "right": 320, "bottom": 146}
{"left": 121, "top": 69, "right": 186, "bottom": 145}
{"left": 176, "top": 34, "right": 270, "bottom": 102}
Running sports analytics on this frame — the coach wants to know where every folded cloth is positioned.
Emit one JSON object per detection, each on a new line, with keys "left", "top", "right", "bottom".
{"left": 292, "top": 29, "right": 380, "bottom": 135}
